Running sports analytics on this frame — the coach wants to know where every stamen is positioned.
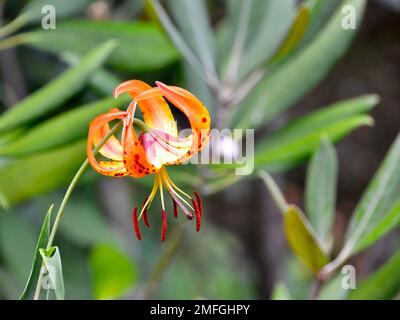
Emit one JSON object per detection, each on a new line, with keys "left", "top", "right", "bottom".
{"left": 169, "top": 188, "right": 193, "bottom": 220}
{"left": 161, "top": 209, "right": 167, "bottom": 241}
{"left": 173, "top": 198, "right": 178, "bottom": 218}
{"left": 139, "top": 177, "right": 159, "bottom": 219}
{"left": 191, "top": 198, "right": 201, "bottom": 232}
{"left": 194, "top": 191, "right": 203, "bottom": 216}
{"left": 142, "top": 197, "right": 151, "bottom": 227}
{"left": 161, "top": 167, "right": 192, "bottom": 200}
{"left": 132, "top": 207, "right": 142, "bottom": 240}
{"left": 158, "top": 173, "right": 166, "bottom": 210}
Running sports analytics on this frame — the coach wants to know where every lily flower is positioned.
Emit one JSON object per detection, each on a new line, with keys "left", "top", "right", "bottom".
{"left": 87, "top": 80, "right": 210, "bottom": 241}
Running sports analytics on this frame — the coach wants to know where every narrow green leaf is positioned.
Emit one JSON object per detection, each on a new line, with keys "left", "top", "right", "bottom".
{"left": 0, "top": 140, "right": 86, "bottom": 205}
{"left": 1, "top": 96, "right": 129, "bottom": 156}
{"left": 169, "top": 0, "right": 216, "bottom": 74}
{"left": 305, "top": 137, "right": 337, "bottom": 249}
{"left": 230, "top": 0, "right": 367, "bottom": 129}
{"left": 238, "top": 0, "right": 297, "bottom": 80}
{"left": 0, "top": 40, "right": 118, "bottom": 132}
{"left": 348, "top": 251, "right": 400, "bottom": 300}
{"left": 271, "top": 5, "right": 310, "bottom": 62}
{"left": 20, "top": 20, "right": 178, "bottom": 72}
{"left": 39, "top": 246, "right": 65, "bottom": 300}
{"left": 284, "top": 205, "right": 329, "bottom": 273}
{"left": 255, "top": 115, "right": 373, "bottom": 172}
{"left": 259, "top": 171, "right": 288, "bottom": 214}
{"left": 22, "top": 0, "right": 91, "bottom": 23}
{"left": 20, "top": 205, "right": 53, "bottom": 300}
{"left": 89, "top": 244, "right": 137, "bottom": 300}
{"left": 341, "top": 131, "right": 400, "bottom": 256}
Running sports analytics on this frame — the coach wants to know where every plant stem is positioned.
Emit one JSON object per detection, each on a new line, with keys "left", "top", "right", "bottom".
{"left": 0, "top": 13, "right": 30, "bottom": 39}
{"left": 142, "top": 224, "right": 184, "bottom": 299}
{"left": 33, "top": 119, "right": 143, "bottom": 300}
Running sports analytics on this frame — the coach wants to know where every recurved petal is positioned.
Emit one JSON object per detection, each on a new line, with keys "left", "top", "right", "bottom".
{"left": 114, "top": 80, "right": 178, "bottom": 136}
{"left": 155, "top": 82, "right": 211, "bottom": 163}
{"left": 87, "top": 108, "right": 128, "bottom": 177}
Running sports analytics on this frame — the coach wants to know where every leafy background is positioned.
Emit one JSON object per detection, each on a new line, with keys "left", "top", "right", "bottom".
{"left": 0, "top": 0, "right": 399, "bottom": 300}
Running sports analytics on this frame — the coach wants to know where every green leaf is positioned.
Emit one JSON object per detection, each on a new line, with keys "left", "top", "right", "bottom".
{"left": 348, "top": 251, "right": 400, "bottom": 300}
{"left": 21, "top": 20, "right": 178, "bottom": 72}
{"left": 0, "top": 212, "right": 37, "bottom": 283}
{"left": 89, "top": 244, "right": 137, "bottom": 300}
{"left": 169, "top": 0, "right": 216, "bottom": 73}
{"left": 0, "top": 40, "right": 117, "bottom": 132}
{"left": 1, "top": 96, "right": 129, "bottom": 156}
{"left": 230, "top": 0, "right": 367, "bottom": 129}
{"left": 271, "top": 4, "right": 310, "bottom": 62}
{"left": 271, "top": 282, "right": 292, "bottom": 300}
{"left": 39, "top": 246, "right": 65, "bottom": 300}
{"left": 20, "top": 205, "right": 53, "bottom": 300}
{"left": 341, "top": 131, "right": 400, "bottom": 256}
{"left": 0, "top": 140, "right": 86, "bottom": 205}
{"left": 238, "top": 0, "right": 297, "bottom": 80}
{"left": 284, "top": 205, "right": 329, "bottom": 273}
{"left": 22, "top": 0, "right": 91, "bottom": 23}
{"left": 60, "top": 198, "right": 117, "bottom": 247}
{"left": 305, "top": 137, "right": 337, "bottom": 249}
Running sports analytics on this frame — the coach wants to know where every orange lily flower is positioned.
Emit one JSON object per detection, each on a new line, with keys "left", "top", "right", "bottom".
{"left": 87, "top": 80, "right": 210, "bottom": 241}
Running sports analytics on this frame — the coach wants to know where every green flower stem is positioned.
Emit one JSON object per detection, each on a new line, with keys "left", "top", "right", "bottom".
{"left": 33, "top": 118, "right": 148, "bottom": 300}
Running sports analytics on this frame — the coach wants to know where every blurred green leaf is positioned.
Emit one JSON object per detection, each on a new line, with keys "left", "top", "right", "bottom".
{"left": 238, "top": 0, "right": 297, "bottom": 80}
{"left": 305, "top": 137, "right": 337, "bottom": 249}
{"left": 230, "top": 0, "right": 367, "bottom": 130}
{"left": 22, "top": 20, "right": 178, "bottom": 72}
{"left": 254, "top": 94, "right": 376, "bottom": 171}
{"left": 348, "top": 251, "right": 400, "bottom": 300}
{"left": 271, "top": 4, "right": 310, "bottom": 62}
{"left": 22, "top": 0, "right": 91, "bottom": 23}
{"left": 60, "top": 198, "right": 116, "bottom": 247}
{"left": 89, "top": 244, "right": 137, "bottom": 300}
{"left": 20, "top": 204, "right": 53, "bottom": 300}
{"left": 341, "top": 131, "right": 400, "bottom": 256}
{"left": 0, "top": 212, "right": 36, "bottom": 283}
{"left": 169, "top": 0, "right": 216, "bottom": 74}
{"left": 271, "top": 282, "right": 292, "bottom": 300}
{"left": 0, "top": 140, "right": 86, "bottom": 205}
{"left": 0, "top": 40, "right": 117, "bottom": 132}
{"left": 1, "top": 96, "right": 129, "bottom": 156}
{"left": 39, "top": 246, "right": 65, "bottom": 300}
{"left": 284, "top": 205, "right": 329, "bottom": 273}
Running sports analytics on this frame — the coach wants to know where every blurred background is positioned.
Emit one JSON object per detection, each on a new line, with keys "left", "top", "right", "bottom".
{"left": 0, "top": 0, "right": 399, "bottom": 300}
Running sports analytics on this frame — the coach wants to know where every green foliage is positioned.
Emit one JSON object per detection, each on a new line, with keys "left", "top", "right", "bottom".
{"left": 230, "top": 0, "right": 367, "bottom": 129}
{"left": 306, "top": 137, "right": 337, "bottom": 249}
{"left": 89, "top": 244, "right": 137, "bottom": 300}
{"left": 23, "top": 20, "right": 179, "bottom": 72}
{"left": 342, "top": 131, "right": 400, "bottom": 256}
{"left": 348, "top": 251, "right": 400, "bottom": 300}
{"left": 0, "top": 140, "right": 86, "bottom": 205}
{"left": 0, "top": 40, "right": 117, "bottom": 131}
{"left": 20, "top": 205, "right": 53, "bottom": 300}
{"left": 39, "top": 246, "right": 65, "bottom": 300}
{"left": 284, "top": 206, "right": 329, "bottom": 273}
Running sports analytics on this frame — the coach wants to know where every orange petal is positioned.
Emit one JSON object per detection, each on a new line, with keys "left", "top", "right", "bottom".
{"left": 122, "top": 102, "right": 159, "bottom": 177}
{"left": 114, "top": 80, "right": 177, "bottom": 136}
{"left": 155, "top": 81, "right": 211, "bottom": 163}
{"left": 87, "top": 109, "right": 128, "bottom": 177}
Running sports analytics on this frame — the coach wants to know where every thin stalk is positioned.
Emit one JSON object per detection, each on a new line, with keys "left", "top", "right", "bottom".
{"left": 34, "top": 119, "right": 148, "bottom": 300}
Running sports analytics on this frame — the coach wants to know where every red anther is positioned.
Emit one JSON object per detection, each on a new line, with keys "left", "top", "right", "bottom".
{"left": 173, "top": 198, "right": 178, "bottom": 218}
{"left": 161, "top": 210, "right": 167, "bottom": 241}
{"left": 191, "top": 198, "right": 201, "bottom": 232}
{"left": 194, "top": 192, "right": 203, "bottom": 216}
{"left": 132, "top": 207, "right": 141, "bottom": 240}
{"left": 142, "top": 197, "right": 151, "bottom": 227}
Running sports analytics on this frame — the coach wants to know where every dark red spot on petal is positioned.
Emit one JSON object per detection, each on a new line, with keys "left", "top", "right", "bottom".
{"left": 202, "top": 117, "right": 207, "bottom": 123}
